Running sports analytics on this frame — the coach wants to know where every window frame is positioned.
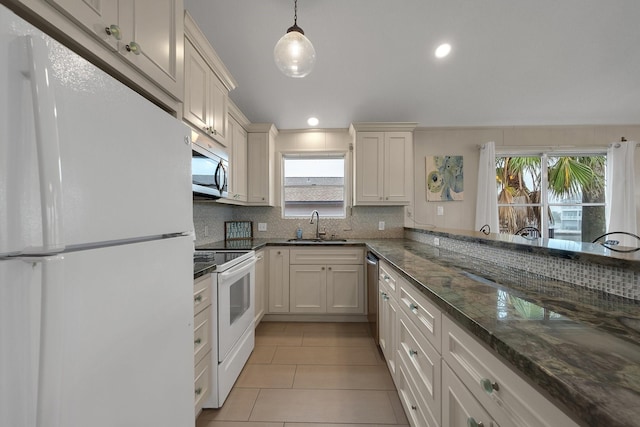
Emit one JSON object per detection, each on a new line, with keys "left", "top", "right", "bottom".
{"left": 495, "top": 148, "right": 607, "bottom": 240}
{"left": 280, "top": 151, "right": 350, "bottom": 219}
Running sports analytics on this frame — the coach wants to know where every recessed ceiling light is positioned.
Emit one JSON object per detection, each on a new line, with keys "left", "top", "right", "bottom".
{"left": 435, "top": 43, "right": 452, "bottom": 58}
{"left": 307, "top": 117, "right": 319, "bottom": 126}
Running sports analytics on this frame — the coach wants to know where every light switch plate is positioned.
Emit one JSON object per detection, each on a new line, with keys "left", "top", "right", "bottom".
{"left": 258, "top": 223, "right": 267, "bottom": 231}
{"left": 378, "top": 221, "right": 385, "bottom": 231}
{"left": 437, "top": 206, "right": 444, "bottom": 216}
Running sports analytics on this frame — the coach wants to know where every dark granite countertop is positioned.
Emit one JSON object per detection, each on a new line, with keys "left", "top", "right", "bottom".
{"left": 193, "top": 262, "right": 216, "bottom": 279}
{"left": 194, "top": 237, "right": 640, "bottom": 426}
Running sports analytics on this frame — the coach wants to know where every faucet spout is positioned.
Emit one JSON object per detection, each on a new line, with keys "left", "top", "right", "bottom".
{"left": 310, "top": 210, "right": 320, "bottom": 239}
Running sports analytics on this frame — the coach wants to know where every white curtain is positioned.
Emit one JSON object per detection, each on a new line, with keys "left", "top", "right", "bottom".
{"left": 475, "top": 141, "right": 499, "bottom": 234}
{"left": 606, "top": 141, "right": 638, "bottom": 246}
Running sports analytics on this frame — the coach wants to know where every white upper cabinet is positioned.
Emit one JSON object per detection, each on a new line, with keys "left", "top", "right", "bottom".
{"left": 227, "top": 102, "right": 249, "bottom": 203}
{"left": 183, "top": 11, "right": 236, "bottom": 147}
{"left": 247, "top": 124, "right": 278, "bottom": 206}
{"left": 47, "top": 0, "right": 184, "bottom": 101}
{"left": 351, "top": 123, "right": 417, "bottom": 205}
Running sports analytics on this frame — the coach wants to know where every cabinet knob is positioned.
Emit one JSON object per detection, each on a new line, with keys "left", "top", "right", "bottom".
{"left": 194, "top": 295, "right": 203, "bottom": 302}
{"left": 480, "top": 378, "right": 500, "bottom": 394}
{"left": 409, "top": 303, "right": 419, "bottom": 313}
{"left": 328, "top": 267, "right": 332, "bottom": 270}
{"left": 409, "top": 349, "right": 418, "bottom": 357}
{"left": 383, "top": 275, "right": 390, "bottom": 280}
{"left": 195, "top": 387, "right": 202, "bottom": 396}
{"left": 125, "top": 41, "right": 142, "bottom": 55}
{"left": 277, "top": 251, "right": 281, "bottom": 255}
{"left": 104, "top": 24, "right": 122, "bottom": 40}
{"left": 321, "top": 267, "right": 325, "bottom": 270}
{"left": 385, "top": 197, "right": 389, "bottom": 200}
{"left": 411, "top": 405, "right": 417, "bottom": 411}
{"left": 467, "top": 417, "right": 484, "bottom": 427}
{"left": 194, "top": 338, "right": 201, "bottom": 345}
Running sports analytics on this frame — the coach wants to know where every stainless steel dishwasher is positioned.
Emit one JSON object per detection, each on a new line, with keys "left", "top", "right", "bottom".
{"left": 366, "top": 251, "right": 379, "bottom": 344}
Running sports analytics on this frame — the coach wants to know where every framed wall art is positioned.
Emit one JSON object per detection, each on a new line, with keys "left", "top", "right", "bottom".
{"left": 426, "top": 155, "right": 464, "bottom": 201}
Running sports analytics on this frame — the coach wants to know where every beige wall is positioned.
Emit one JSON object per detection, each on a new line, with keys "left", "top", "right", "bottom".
{"left": 408, "top": 124, "right": 640, "bottom": 232}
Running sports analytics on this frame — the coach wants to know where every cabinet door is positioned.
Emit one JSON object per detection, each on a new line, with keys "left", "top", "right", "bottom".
{"left": 290, "top": 265, "right": 326, "bottom": 313}
{"left": 118, "top": 0, "right": 183, "bottom": 100}
{"left": 355, "top": 132, "right": 384, "bottom": 204}
{"left": 268, "top": 248, "right": 289, "bottom": 313}
{"left": 47, "top": 0, "right": 120, "bottom": 49}
{"left": 184, "top": 39, "right": 210, "bottom": 133}
{"left": 229, "top": 117, "right": 247, "bottom": 201}
{"left": 326, "top": 264, "right": 364, "bottom": 314}
{"left": 378, "top": 287, "right": 398, "bottom": 380}
{"left": 247, "top": 132, "right": 273, "bottom": 205}
{"left": 254, "top": 249, "right": 266, "bottom": 324}
{"left": 442, "top": 364, "right": 498, "bottom": 427}
{"left": 209, "top": 76, "right": 228, "bottom": 146}
{"left": 384, "top": 132, "right": 412, "bottom": 204}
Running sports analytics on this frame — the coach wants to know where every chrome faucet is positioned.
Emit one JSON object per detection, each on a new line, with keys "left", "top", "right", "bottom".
{"left": 309, "top": 210, "right": 324, "bottom": 240}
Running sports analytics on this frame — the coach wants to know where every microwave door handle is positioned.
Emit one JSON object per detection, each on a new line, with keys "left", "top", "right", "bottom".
{"left": 214, "top": 162, "right": 222, "bottom": 191}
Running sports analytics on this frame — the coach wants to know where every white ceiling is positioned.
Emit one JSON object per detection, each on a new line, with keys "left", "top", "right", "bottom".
{"left": 183, "top": 0, "right": 640, "bottom": 131}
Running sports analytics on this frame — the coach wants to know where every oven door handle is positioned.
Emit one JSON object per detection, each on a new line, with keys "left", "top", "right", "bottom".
{"left": 219, "top": 257, "right": 257, "bottom": 280}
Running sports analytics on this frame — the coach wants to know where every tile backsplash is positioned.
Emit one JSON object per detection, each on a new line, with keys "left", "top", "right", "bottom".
{"left": 193, "top": 202, "right": 404, "bottom": 246}
{"left": 405, "top": 229, "right": 640, "bottom": 301}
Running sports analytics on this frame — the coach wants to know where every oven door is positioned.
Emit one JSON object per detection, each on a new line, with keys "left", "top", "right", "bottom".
{"left": 217, "top": 256, "right": 256, "bottom": 361}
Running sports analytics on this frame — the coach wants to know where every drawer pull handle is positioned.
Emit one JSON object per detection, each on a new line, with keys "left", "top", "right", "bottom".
{"left": 409, "top": 349, "right": 418, "bottom": 356}
{"left": 194, "top": 295, "right": 203, "bottom": 302}
{"left": 411, "top": 405, "right": 417, "bottom": 411}
{"left": 194, "top": 338, "right": 202, "bottom": 345}
{"left": 480, "top": 378, "right": 500, "bottom": 394}
{"left": 195, "top": 387, "right": 202, "bottom": 396}
{"left": 467, "top": 417, "right": 484, "bottom": 427}
{"left": 383, "top": 275, "right": 390, "bottom": 280}
{"left": 409, "top": 303, "right": 418, "bottom": 312}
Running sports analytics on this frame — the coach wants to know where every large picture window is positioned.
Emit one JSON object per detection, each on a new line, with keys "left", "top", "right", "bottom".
{"left": 496, "top": 152, "right": 606, "bottom": 242}
{"left": 282, "top": 155, "right": 346, "bottom": 218}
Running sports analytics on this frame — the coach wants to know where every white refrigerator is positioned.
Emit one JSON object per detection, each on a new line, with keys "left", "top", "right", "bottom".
{"left": 0, "top": 5, "right": 194, "bottom": 427}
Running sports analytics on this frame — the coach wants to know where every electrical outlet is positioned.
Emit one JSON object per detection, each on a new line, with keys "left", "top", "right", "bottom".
{"left": 378, "top": 221, "right": 385, "bottom": 231}
{"left": 204, "top": 225, "right": 209, "bottom": 237}
{"left": 434, "top": 237, "right": 440, "bottom": 246}
{"left": 437, "top": 206, "right": 444, "bottom": 216}
{"left": 258, "top": 223, "right": 267, "bottom": 232}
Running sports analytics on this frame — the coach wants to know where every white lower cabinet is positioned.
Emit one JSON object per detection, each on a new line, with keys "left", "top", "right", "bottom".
{"left": 267, "top": 248, "right": 290, "bottom": 313}
{"left": 193, "top": 273, "right": 213, "bottom": 416}
{"left": 286, "top": 248, "right": 365, "bottom": 315}
{"left": 376, "top": 260, "right": 579, "bottom": 427}
{"left": 442, "top": 363, "right": 497, "bottom": 427}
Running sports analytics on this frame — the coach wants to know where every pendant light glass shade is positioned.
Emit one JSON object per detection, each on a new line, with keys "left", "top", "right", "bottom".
{"left": 273, "top": 0, "right": 315, "bottom": 78}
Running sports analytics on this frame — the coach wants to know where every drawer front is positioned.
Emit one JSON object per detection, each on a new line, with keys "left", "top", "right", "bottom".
{"left": 194, "top": 308, "right": 211, "bottom": 365}
{"left": 442, "top": 363, "right": 497, "bottom": 427}
{"left": 290, "top": 248, "right": 364, "bottom": 265}
{"left": 194, "top": 350, "right": 212, "bottom": 416}
{"left": 443, "top": 317, "right": 578, "bottom": 427}
{"left": 398, "top": 310, "right": 441, "bottom": 426}
{"left": 379, "top": 262, "right": 398, "bottom": 296}
{"left": 194, "top": 274, "right": 212, "bottom": 315}
{"left": 398, "top": 279, "right": 441, "bottom": 353}
{"left": 396, "top": 359, "right": 438, "bottom": 427}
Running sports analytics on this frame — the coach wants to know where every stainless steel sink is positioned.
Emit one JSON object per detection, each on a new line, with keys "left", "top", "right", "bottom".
{"left": 286, "top": 238, "right": 348, "bottom": 243}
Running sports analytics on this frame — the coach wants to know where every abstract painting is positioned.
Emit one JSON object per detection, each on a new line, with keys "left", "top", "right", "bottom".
{"left": 426, "top": 155, "right": 464, "bottom": 201}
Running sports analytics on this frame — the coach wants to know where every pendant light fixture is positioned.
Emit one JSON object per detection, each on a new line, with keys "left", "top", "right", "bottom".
{"left": 273, "top": 0, "right": 316, "bottom": 78}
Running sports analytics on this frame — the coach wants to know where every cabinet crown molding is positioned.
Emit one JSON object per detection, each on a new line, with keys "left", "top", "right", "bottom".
{"left": 248, "top": 123, "right": 279, "bottom": 136}
{"left": 184, "top": 11, "right": 237, "bottom": 92}
{"left": 350, "top": 122, "right": 418, "bottom": 133}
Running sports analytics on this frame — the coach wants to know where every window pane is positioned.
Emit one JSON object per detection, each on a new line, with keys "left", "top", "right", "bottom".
{"left": 496, "top": 156, "right": 542, "bottom": 234}
{"left": 283, "top": 157, "right": 345, "bottom": 218}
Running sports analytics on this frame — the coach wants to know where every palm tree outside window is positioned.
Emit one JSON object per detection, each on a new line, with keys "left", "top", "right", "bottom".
{"left": 496, "top": 152, "right": 606, "bottom": 242}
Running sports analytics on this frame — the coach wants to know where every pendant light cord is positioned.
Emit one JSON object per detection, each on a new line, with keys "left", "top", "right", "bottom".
{"left": 294, "top": 0, "right": 298, "bottom": 25}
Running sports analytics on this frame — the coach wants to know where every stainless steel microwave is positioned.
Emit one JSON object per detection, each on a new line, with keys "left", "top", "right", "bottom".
{"left": 192, "top": 144, "right": 228, "bottom": 199}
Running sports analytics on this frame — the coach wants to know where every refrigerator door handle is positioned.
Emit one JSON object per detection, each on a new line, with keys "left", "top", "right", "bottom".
{"left": 25, "top": 35, "right": 65, "bottom": 254}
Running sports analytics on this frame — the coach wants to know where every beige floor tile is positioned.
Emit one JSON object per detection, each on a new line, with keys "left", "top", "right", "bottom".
{"left": 249, "top": 389, "right": 399, "bottom": 424}
{"left": 256, "top": 322, "right": 288, "bottom": 334}
{"left": 297, "top": 322, "right": 371, "bottom": 334}
{"left": 272, "top": 345, "right": 380, "bottom": 365}
{"left": 198, "top": 388, "right": 260, "bottom": 421}
{"left": 286, "top": 424, "right": 409, "bottom": 427}
{"left": 301, "top": 332, "right": 376, "bottom": 347}
{"left": 197, "top": 421, "right": 284, "bottom": 427}
{"left": 293, "top": 365, "right": 395, "bottom": 390}
{"left": 236, "top": 364, "right": 296, "bottom": 388}
{"left": 255, "top": 333, "right": 304, "bottom": 346}
{"left": 247, "top": 346, "right": 277, "bottom": 364}
{"left": 387, "top": 390, "right": 409, "bottom": 425}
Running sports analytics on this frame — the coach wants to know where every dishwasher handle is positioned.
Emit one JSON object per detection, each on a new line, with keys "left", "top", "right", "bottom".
{"left": 366, "top": 252, "right": 378, "bottom": 265}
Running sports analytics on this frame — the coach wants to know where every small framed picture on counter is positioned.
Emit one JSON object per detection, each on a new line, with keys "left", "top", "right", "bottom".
{"left": 225, "top": 221, "right": 253, "bottom": 241}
